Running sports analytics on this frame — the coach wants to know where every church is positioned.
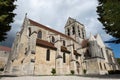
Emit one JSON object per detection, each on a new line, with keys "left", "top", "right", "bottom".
{"left": 4, "top": 15, "right": 119, "bottom": 75}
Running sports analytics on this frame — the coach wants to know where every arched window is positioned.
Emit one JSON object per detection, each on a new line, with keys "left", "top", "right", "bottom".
{"left": 78, "top": 26, "right": 80, "bottom": 37}
{"left": 82, "top": 28, "right": 84, "bottom": 38}
{"left": 63, "top": 40, "right": 66, "bottom": 46}
{"left": 104, "top": 63, "right": 106, "bottom": 70}
{"left": 72, "top": 26, "right": 75, "bottom": 35}
{"left": 51, "top": 36, "right": 55, "bottom": 43}
{"left": 46, "top": 49, "right": 50, "bottom": 61}
{"left": 67, "top": 28, "right": 70, "bottom": 36}
{"left": 28, "top": 27, "right": 31, "bottom": 37}
{"left": 99, "top": 62, "right": 102, "bottom": 70}
{"left": 37, "top": 31, "right": 42, "bottom": 39}
{"left": 76, "top": 61, "right": 80, "bottom": 68}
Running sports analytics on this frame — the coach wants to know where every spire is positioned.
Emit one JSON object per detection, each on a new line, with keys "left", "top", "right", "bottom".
{"left": 21, "top": 13, "right": 29, "bottom": 28}
{"left": 25, "top": 13, "right": 27, "bottom": 16}
{"left": 89, "top": 33, "right": 96, "bottom": 41}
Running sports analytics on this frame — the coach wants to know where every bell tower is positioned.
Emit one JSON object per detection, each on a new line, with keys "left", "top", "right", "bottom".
{"left": 64, "top": 17, "right": 86, "bottom": 42}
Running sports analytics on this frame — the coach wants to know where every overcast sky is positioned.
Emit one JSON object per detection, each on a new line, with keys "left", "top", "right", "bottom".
{"left": 1, "top": 0, "right": 120, "bottom": 57}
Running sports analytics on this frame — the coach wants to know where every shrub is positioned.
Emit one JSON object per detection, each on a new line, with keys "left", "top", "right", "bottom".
{"left": 71, "top": 70, "right": 75, "bottom": 75}
{"left": 51, "top": 68, "right": 56, "bottom": 75}
{"left": 0, "top": 68, "right": 4, "bottom": 71}
{"left": 83, "top": 69, "right": 87, "bottom": 74}
{"left": 108, "top": 70, "right": 120, "bottom": 74}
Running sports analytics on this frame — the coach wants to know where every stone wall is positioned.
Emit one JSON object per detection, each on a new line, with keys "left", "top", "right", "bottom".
{"left": 35, "top": 46, "right": 56, "bottom": 75}
{"left": 0, "top": 51, "right": 9, "bottom": 73}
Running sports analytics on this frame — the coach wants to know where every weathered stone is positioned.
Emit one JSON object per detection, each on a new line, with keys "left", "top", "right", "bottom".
{"left": 3, "top": 16, "right": 119, "bottom": 76}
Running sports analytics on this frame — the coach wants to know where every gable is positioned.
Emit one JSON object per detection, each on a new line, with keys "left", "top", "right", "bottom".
{"left": 96, "top": 34, "right": 105, "bottom": 47}
{"left": 65, "top": 17, "right": 76, "bottom": 27}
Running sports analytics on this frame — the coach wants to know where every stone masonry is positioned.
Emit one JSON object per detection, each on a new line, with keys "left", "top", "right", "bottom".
{"left": 4, "top": 15, "right": 119, "bottom": 75}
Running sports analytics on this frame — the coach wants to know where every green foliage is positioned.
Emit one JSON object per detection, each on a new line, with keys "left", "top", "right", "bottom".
{"left": 108, "top": 70, "right": 120, "bottom": 74}
{"left": 97, "top": 0, "right": 120, "bottom": 43}
{"left": 83, "top": 69, "right": 87, "bottom": 74}
{"left": 0, "top": 0, "right": 17, "bottom": 42}
{"left": 116, "top": 58, "right": 120, "bottom": 65}
{"left": 51, "top": 68, "right": 56, "bottom": 75}
{"left": 70, "top": 70, "right": 74, "bottom": 75}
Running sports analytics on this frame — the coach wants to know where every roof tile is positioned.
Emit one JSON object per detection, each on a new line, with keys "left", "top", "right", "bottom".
{"left": 0, "top": 46, "right": 11, "bottom": 52}
{"left": 36, "top": 39, "right": 57, "bottom": 50}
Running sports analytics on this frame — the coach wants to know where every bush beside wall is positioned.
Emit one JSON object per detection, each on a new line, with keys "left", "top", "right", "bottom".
{"left": 108, "top": 70, "right": 120, "bottom": 74}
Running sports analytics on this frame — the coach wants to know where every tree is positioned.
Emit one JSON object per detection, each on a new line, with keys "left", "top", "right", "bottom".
{"left": 70, "top": 70, "right": 74, "bottom": 75}
{"left": 97, "top": 0, "right": 120, "bottom": 43}
{"left": 51, "top": 68, "right": 56, "bottom": 75}
{"left": 0, "top": 0, "right": 16, "bottom": 42}
{"left": 116, "top": 58, "right": 120, "bottom": 65}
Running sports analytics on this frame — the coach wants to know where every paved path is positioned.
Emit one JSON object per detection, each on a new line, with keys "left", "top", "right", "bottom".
{"left": 0, "top": 76, "right": 120, "bottom": 80}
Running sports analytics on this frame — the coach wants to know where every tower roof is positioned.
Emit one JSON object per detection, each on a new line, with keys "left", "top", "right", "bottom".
{"left": 64, "top": 17, "right": 76, "bottom": 27}
{"left": 64, "top": 17, "right": 84, "bottom": 27}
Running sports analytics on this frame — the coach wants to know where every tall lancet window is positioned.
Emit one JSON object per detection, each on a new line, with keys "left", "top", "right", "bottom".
{"left": 63, "top": 40, "right": 66, "bottom": 46}
{"left": 46, "top": 49, "right": 50, "bottom": 61}
{"left": 28, "top": 27, "right": 31, "bottom": 37}
{"left": 78, "top": 26, "right": 80, "bottom": 37}
{"left": 67, "top": 28, "right": 70, "bottom": 36}
{"left": 51, "top": 36, "right": 55, "bottom": 43}
{"left": 37, "top": 31, "right": 42, "bottom": 39}
{"left": 72, "top": 26, "right": 75, "bottom": 35}
{"left": 82, "top": 28, "right": 84, "bottom": 38}
{"left": 63, "top": 53, "right": 66, "bottom": 63}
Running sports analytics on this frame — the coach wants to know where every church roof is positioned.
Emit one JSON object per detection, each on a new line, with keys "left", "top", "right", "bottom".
{"left": 61, "top": 46, "right": 70, "bottom": 53}
{"left": 0, "top": 46, "right": 11, "bottom": 52}
{"left": 36, "top": 39, "right": 57, "bottom": 50}
{"left": 29, "top": 19, "right": 77, "bottom": 43}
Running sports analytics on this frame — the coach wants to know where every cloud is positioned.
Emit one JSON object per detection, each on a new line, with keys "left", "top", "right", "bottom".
{"left": 2, "top": 0, "right": 113, "bottom": 47}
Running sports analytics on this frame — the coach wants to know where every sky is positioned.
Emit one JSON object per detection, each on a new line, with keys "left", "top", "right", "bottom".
{"left": 1, "top": 0, "right": 120, "bottom": 58}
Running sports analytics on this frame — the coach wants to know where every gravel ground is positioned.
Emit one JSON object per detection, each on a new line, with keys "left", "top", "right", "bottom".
{"left": 0, "top": 76, "right": 120, "bottom": 80}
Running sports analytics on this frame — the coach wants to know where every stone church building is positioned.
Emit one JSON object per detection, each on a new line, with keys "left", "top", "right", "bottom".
{"left": 4, "top": 15, "right": 119, "bottom": 75}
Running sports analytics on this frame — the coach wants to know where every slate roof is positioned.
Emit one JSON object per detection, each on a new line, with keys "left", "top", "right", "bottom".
{"left": 36, "top": 39, "right": 57, "bottom": 50}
